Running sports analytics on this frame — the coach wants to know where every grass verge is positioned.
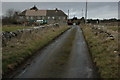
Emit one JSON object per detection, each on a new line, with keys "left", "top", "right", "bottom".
{"left": 81, "top": 24, "right": 119, "bottom": 78}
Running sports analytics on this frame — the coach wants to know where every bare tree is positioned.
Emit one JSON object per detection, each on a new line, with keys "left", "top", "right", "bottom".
{"left": 6, "top": 9, "right": 15, "bottom": 18}
{"left": 3, "top": 9, "right": 20, "bottom": 25}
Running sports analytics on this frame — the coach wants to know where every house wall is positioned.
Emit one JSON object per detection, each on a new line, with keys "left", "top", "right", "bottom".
{"left": 46, "top": 16, "right": 67, "bottom": 24}
{"left": 18, "top": 15, "right": 67, "bottom": 25}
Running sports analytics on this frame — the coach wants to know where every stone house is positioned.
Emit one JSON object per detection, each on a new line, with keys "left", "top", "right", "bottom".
{"left": 18, "top": 6, "right": 67, "bottom": 25}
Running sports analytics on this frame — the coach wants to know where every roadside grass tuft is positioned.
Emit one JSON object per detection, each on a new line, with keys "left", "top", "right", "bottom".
{"left": 81, "top": 24, "right": 119, "bottom": 78}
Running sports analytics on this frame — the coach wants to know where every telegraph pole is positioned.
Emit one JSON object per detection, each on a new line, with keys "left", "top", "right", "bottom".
{"left": 82, "top": 9, "right": 83, "bottom": 17}
{"left": 85, "top": 0, "right": 88, "bottom": 24}
{"left": 68, "top": 9, "right": 69, "bottom": 19}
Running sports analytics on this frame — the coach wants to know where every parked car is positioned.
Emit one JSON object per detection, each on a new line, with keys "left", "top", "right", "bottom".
{"left": 36, "top": 20, "right": 47, "bottom": 24}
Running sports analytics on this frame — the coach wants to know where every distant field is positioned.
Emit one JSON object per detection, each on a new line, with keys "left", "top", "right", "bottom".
{"left": 81, "top": 24, "right": 119, "bottom": 78}
{"left": 2, "top": 26, "right": 33, "bottom": 32}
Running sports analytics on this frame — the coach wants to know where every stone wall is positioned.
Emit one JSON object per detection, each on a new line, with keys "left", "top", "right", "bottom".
{"left": 2, "top": 23, "right": 60, "bottom": 47}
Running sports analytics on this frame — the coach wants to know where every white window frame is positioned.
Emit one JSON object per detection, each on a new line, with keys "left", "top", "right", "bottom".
{"left": 48, "top": 16, "right": 50, "bottom": 19}
{"left": 52, "top": 16, "right": 55, "bottom": 19}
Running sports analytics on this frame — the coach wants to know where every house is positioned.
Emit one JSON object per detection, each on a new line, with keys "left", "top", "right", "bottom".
{"left": 18, "top": 5, "right": 67, "bottom": 25}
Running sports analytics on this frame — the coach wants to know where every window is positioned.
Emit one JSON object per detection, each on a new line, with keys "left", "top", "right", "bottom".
{"left": 30, "top": 16, "right": 33, "bottom": 19}
{"left": 20, "top": 16, "right": 23, "bottom": 19}
{"left": 42, "top": 16, "right": 45, "bottom": 19}
{"left": 59, "top": 17, "right": 61, "bottom": 19}
{"left": 38, "top": 16, "right": 41, "bottom": 19}
{"left": 26, "top": 16, "right": 29, "bottom": 19}
{"left": 39, "top": 16, "right": 42, "bottom": 19}
{"left": 52, "top": 17, "right": 55, "bottom": 19}
{"left": 48, "top": 16, "right": 50, "bottom": 19}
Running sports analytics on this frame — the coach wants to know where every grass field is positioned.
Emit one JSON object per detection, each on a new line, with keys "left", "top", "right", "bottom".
{"left": 2, "top": 25, "right": 33, "bottom": 32}
{"left": 81, "top": 24, "right": 119, "bottom": 78}
{"left": 2, "top": 25, "right": 70, "bottom": 76}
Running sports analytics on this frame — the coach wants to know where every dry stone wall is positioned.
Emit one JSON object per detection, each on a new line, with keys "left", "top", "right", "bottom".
{"left": 2, "top": 23, "right": 60, "bottom": 47}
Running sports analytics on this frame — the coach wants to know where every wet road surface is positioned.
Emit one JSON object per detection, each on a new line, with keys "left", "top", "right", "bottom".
{"left": 15, "top": 25, "right": 97, "bottom": 78}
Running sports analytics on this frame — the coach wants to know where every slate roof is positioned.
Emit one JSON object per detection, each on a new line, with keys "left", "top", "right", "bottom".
{"left": 46, "top": 10, "right": 67, "bottom": 17}
{"left": 19, "top": 6, "right": 67, "bottom": 17}
{"left": 26, "top": 10, "right": 46, "bottom": 16}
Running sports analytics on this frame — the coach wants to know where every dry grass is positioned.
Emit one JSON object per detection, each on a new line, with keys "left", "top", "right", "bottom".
{"left": 81, "top": 24, "right": 119, "bottom": 78}
{"left": 2, "top": 26, "right": 69, "bottom": 75}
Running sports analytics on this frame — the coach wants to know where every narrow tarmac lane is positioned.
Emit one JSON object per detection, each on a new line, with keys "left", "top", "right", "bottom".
{"left": 15, "top": 25, "right": 97, "bottom": 78}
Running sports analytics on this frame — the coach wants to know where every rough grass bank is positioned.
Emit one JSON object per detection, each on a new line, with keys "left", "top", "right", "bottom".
{"left": 81, "top": 24, "right": 119, "bottom": 78}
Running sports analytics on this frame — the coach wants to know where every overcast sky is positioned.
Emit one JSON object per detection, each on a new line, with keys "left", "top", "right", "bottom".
{"left": 2, "top": 2, "right": 119, "bottom": 19}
